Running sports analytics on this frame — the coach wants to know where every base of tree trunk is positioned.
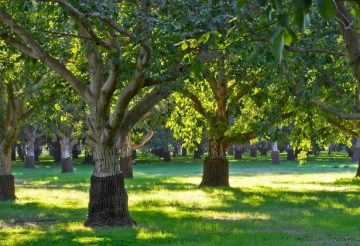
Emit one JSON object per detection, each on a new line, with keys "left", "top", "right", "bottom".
{"left": 84, "top": 174, "right": 135, "bottom": 227}
{"left": 234, "top": 150, "right": 242, "bottom": 160}
{"left": 0, "top": 175, "right": 16, "bottom": 201}
{"left": 120, "top": 156, "right": 133, "bottom": 179}
{"left": 200, "top": 158, "right": 229, "bottom": 187}
{"left": 352, "top": 147, "right": 360, "bottom": 163}
{"left": 24, "top": 155, "right": 35, "bottom": 168}
{"left": 271, "top": 151, "right": 281, "bottom": 164}
{"left": 61, "top": 158, "right": 74, "bottom": 173}
{"left": 163, "top": 150, "right": 171, "bottom": 162}
{"left": 250, "top": 148, "right": 257, "bottom": 157}
{"left": 287, "top": 149, "right": 295, "bottom": 161}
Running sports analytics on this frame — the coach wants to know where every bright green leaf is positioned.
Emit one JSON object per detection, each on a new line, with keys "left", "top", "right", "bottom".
{"left": 316, "top": 0, "right": 337, "bottom": 20}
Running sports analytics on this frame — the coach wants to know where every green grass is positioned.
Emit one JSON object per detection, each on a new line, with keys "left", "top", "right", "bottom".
{"left": 1, "top": 152, "right": 360, "bottom": 245}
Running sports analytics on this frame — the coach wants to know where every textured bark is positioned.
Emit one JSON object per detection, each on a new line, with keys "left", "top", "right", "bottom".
{"left": 85, "top": 174, "right": 135, "bottom": 227}
{"left": 0, "top": 175, "right": 15, "bottom": 201}
{"left": 200, "top": 139, "right": 229, "bottom": 187}
{"left": 120, "top": 134, "right": 133, "bottom": 178}
{"left": 250, "top": 146, "right": 257, "bottom": 157}
{"left": 200, "top": 158, "right": 229, "bottom": 187}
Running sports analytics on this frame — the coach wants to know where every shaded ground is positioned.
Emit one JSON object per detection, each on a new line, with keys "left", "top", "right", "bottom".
{"left": 0, "top": 152, "right": 359, "bottom": 245}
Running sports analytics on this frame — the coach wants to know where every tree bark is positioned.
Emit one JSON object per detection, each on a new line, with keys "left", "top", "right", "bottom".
{"left": 0, "top": 144, "right": 15, "bottom": 200}
{"left": 120, "top": 135, "right": 133, "bottom": 179}
{"left": 271, "top": 141, "right": 281, "bottom": 165}
{"left": 51, "top": 140, "right": 62, "bottom": 163}
{"left": 85, "top": 145, "right": 135, "bottom": 227}
{"left": 250, "top": 145, "right": 257, "bottom": 157}
{"left": 59, "top": 136, "right": 74, "bottom": 173}
{"left": 286, "top": 144, "right": 295, "bottom": 161}
{"left": 182, "top": 147, "right": 187, "bottom": 157}
{"left": 352, "top": 138, "right": 360, "bottom": 163}
{"left": 200, "top": 139, "right": 229, "bottom": 187}
{"left": 24, "top": 139, "right": 35, "bottom": 168}
{"left": 234, "top": 145, "right": 242, "bottom": 160}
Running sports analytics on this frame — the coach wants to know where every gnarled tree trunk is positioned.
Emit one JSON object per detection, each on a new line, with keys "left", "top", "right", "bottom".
{"left": 85, "top": 145, "right": 134, "bottom": 227}
{"left": 120, "top": 134, "right": 133, "bottom": 179}
{"left": 200, "top": 138, "right": 229, "bottom": 187}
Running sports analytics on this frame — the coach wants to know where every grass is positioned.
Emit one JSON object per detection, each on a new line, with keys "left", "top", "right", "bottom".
{"left": 1, "top": 152, "right": 360, "bottom": 245}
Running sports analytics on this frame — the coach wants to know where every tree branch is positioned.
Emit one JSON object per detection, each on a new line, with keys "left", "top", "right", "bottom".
{"left": 311, "top": 98, "right": 360, "bottom": 119}
{"left": 285, "top": 45, "right": 347, "bottom": 57}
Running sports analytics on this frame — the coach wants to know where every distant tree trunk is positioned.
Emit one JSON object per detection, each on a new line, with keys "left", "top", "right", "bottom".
{"left": 84, "top": 145, "right": 134, "bottom": 227}
{"left": 83, "top": 150, "right": 94, "bottom": 165}
{"left": 25, "top": 138, "right": 35, "bottom": 168}
{"left": 72, "top": 144, "right": 80, "bottom": 158}
{"left": 11, "top": 144, "right": 16, "bottom": 161}
{"left": 132, "top": 150, "right": 137, "bottom": 161}
{"left": 34, "top": 142, "right": 41, "bottom": 161}
{"left": 51, "top": 140, "right": 62, "bottom": 163}
{"left": 200, "top": 138, "right": 229, "bottom": 187}
{"left": 182, "top": 147, "right": 187, "bottom": 157}
{"left": 173, "top": 146, "right": 178, "bottom": 157}
{"left": 227, "top": 145, "right": 234, "bottom": 156}
{"left": 271, "top": 141, "right": 281, "bottom": 164}
{"left": 0, "top": 143, "right": 15, "bottom": 201}
{"left": 250, "top": 145, "right": 257, "bottom": 157}
{"left": 193, "top": 144, "right": 202, "bottom": 159}
{"left": 259, "top": 142, "right": 267, "bottom": 156}
{"left": 352, "top": 138, "right": 360, "bottom": 163}
{"left": 286, "top": 144, "right": 295, "bottom": 161}
{"left": 120, "top": 135, "right": 133, "bottom": 179}
{"left": 234, "top": 145, "right": 242, "bottom": 160}
{"left": 163, "top": 147, "right": 171, "bottom": 162}
{"left": 59, "top": 136, "right": 74, "bottom": 173}
{"left": 17, "top": 144, "right": 24, "bottom": 160}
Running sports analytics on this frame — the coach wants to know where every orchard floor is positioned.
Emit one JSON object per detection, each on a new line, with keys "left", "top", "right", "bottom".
{"left": 1, "top": 152, "right": 360, "bottom": 246}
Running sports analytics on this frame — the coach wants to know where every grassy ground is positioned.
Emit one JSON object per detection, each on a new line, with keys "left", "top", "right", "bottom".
{"left": 0, "top": 152, "right": 360, "bottom": 245}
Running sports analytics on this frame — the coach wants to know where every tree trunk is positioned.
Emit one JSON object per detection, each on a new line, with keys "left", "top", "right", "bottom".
{"left": 72, "top": 144, "right": 80, "bottom": 158}
{"left": 120, "top": 135, "right": 133, "bottom": 179}
{"left": 355, "top": 160, "right": 360, "bottom": 177}
{"left": 193, "top": 144, "right": 202, "bottom": 159}
{"left": 0, "top": 145, "right": 15, "bottom": 201}
{"left": 286, "top": 144, "right": 295, "bottom": 161}
{"left": 352, "top": 138, "right": 360, "bottom": 163}
{"left": 60, "top": 136, "right": 74, "bottom": 173}
{"left": 163, "top": 148, "right": 171, "bottom": 162}
{"left": 200, "top": 139, "right": 229, "bottom": 187}
{"left": 227, "top": 145, "right": 234, "bottom": 156}
{"left": 51, "top": 140, "right": 62, "bottom": 163}
{"left": 260, "top": 142, "right": 267, "bottom": 156}
{"left": 250, "top": 145, "right": 257, "bottom": 157}
{"left": 271, "top": 141, "right": 281, "bottom": 165}
{"left": 234, "top": 145, "right": 242, "bottom": 160}
{"left": 24, "top": 139, "right": 35, "bottom": 168}
{"left": 182, "top": 147, "right": 187, "bottom": 157}
{"left": 85, "top": 145, "right": 135, "bottom": 227}
{"left": 11, "top": 145, "right": 16, "bottom": 161}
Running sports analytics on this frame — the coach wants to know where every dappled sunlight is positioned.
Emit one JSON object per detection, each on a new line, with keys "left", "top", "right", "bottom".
{"left": 136, "top": 228, "right": 176, "bottom": 241}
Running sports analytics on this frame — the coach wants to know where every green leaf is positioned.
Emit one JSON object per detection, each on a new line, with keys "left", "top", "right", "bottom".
{"left": 315, "top": 0, "right": 337, "bottom": 20}
{"left": 278, "top": 13, "right": 288, "bottom": 27}
{"left": 295, "top": 0, "right": 312, "bottom": 11}
{"left": 181, "top": 42, "right": 188, "bottom": 50}
{"left": 294, "top": 8, "right": 305, "bottom": 29}
{"left": 284, "top": 31, "right": 293, "bottom": 46}
{"left": 271, "top": 30, "right": 284, "bottom": 62}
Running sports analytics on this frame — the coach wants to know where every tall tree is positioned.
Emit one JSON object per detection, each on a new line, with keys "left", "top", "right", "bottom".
{"left": 0, "top": 1, "right": 186, "bottom": 226}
